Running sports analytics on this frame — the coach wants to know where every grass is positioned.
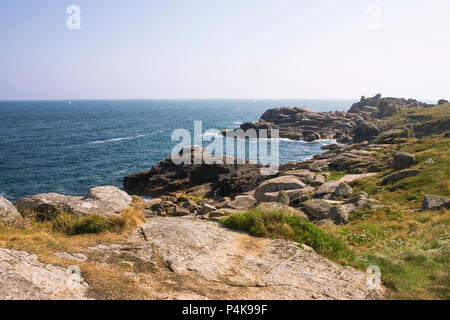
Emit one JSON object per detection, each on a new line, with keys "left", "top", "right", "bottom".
{"left": 324, "top": 133, "right": 450, "bottom": 299}
{"left": 220, "top": 208, "right": 353, "bottom": 264}
{"left": 0, "top": 205, "right": 148, "bottom": 299}
{"left": 40, "top": 206, "right": 145, "bottom": 235}
{"left": 221, "top": 133, "right": 450, "bottom": 299}
{"left": 326, "top": 170, "right": 348, "bottom": 181}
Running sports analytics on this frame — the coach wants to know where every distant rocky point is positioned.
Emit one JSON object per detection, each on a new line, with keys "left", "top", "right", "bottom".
{"left": 224, "top": 94, "right": 434, "bottom": 143}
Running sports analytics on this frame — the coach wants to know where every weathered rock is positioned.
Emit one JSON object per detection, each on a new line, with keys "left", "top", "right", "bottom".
{"left": 314, "top": 181, "right": 340, "bottom": 196}
{"left": 276, "top": 190, "right": 290, "bottom": 205}
{"left": 14, "top": 186, "right": 131, "bottom": 220}
{"left": 329, "top": 204, "right": 355, "bottom": 224}
{"left": 199, "top": 204, "right": 216, "bottom": 215}
{"left": 382, "top": 169, "right": 421, "bottom": 184}
{"left": 254, "top": 176, "right": 306, "bottom": 203}
{"left": 0, "top": 196, "right": 22, "bottom": 222}
{"left": 348, "top": 94, "right": 430, "bottom": 118}
{"left": 422, "top": 195, "right": 450, "bottom": 211}
{"left": 334, "top": 183, "right": 353, "bottom": 198}
{"left": 227, "top": 194, "right": 257, "bottom": 210}
{"left": 302, "top": 199, "right": 334, "bottom": 220}
{"left": 174, "top": 206, "right": 191, "bottom": 216}
{"left": 373, "top": 127, "right": 412, "bottom": 144}
{"left": 437, "top": 99, "right": 448, "bottom": 105}
{"left": 0, "top": 248, "right": 88, "bottom": 300}
{"left": 392, "top": 152, "right": 416, "bottom": 170}
{"left": 138, "top": 217, "right": 385, "bottom": 299}
{"left": 123, "top": 147, "right": 270, "bottom": 198}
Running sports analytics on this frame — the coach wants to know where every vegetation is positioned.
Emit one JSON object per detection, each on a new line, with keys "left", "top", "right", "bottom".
{"left": 0, "top": 205, "right": 147, "bottom": 299}
{"left": 220, "top": 208, "right": 353, "bottom": 264}
{"left": 222, "top": 133, "right": 450, "bottom": 299}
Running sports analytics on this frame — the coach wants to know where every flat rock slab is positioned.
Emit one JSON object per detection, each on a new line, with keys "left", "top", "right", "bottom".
{"left": 338, "top": 173, "right": 378, "bottom": 183}
{"left": 0, "top": 248, "right": 89, "bottom": 300}
{"left": 140, "top": 216, "right": 385, "bottom": 300}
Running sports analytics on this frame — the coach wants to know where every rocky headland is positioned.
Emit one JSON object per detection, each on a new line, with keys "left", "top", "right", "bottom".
{"left": 1, "top": 95, "right": 449, "bottom": 300}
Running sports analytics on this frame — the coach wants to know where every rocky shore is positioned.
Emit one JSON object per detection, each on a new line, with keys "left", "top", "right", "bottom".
{"left": 1, "top": 95, "right": 449, "bottom": 300}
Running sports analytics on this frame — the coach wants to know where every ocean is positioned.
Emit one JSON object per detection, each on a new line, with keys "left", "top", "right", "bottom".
{"left": 0, "top": 99, "right": 356, "bottom": 201}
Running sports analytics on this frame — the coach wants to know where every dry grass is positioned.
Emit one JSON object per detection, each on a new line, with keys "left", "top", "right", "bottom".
{"left": 0, "top": 205, "right": 148, "bottom": 299}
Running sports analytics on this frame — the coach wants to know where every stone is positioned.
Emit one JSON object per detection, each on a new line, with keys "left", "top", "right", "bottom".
{"left": 302, "top": 200, "right": 334, "bottom": 220}
{"left": 254, "top": 176, "right": 306, "bottom": 203}
{"left": 0, "top": 196, "right": 22, "bottom": 222}
{"left": 422, "top": 195, "right": 450, "bottom": 211}
{"left": 199, "top": 204, "right": 216, "bottom": 215}
{"left": 437, "top": 99, "right": 448, "bottom": 105}
{"left": 314, "top": 181, "right": 340, "bottom": 196}
{"left": 329, "top": 204, "right": 356, "bottom": 224}
{"left": 174, "top": 206, "right": 191, "bottom": 216}
{"left": 227, "top": 194, "right": 257, "bottom": 210}
{"left": 14, "top": 186, "right": 131, "bottom": 220}
{"left": 0, "top": 248, "right": 88, "bottom": 300}
{"left": 382, "top": 169, "right": 421, "bottom": 184}
{"left": 392, "top": 152, "right": 416, "bottom": 170}
{"left": 138, "top": 216, "right": 386, "bottom": 299}
{"left": 123, "top": 147, "right": 270, "bottom": 198}
{"left": 334, "top": 183, "right": 353, "bottom": 198}
{"left": 276, "top": 190, "right": 290, "bottom": 205}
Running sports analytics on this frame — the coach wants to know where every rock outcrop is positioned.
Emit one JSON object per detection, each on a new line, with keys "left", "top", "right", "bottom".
{"left": 137, "top": 216, "right": 385, "bottom": 299}
{"left": 348, "top": 94, "right": 430, "bottom": 118}
{"left": 392, "top": 152, "right": 416, "bottom": 170}
{"left": 422, "top": 195, "right": 450, "bottom": 211}
{"left": 0, "top": 196, "right": 22, "bottom": 222}
{"left": 14, "top": 186, "right": 131, "bottom": 220}
{"left": 123, "top": 147, "right": 270, "bottom": 198}
{"left": 0, "top": 248, "right": 88, "bottom": 300}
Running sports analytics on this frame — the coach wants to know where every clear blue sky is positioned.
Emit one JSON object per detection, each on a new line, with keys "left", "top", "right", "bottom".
{"left": 0, "top": 0, "right": 449, "bottom": 100}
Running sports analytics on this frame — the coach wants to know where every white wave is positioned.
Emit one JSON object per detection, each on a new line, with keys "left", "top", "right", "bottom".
{"left": 232, "top": 121, "right": 243, "bottom": 125}
{"left": 88, "top": 134, "right": 147, "bottom": 145}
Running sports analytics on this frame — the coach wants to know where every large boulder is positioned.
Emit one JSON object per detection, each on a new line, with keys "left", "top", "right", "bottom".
{"left": 227, "top": 194, "right": 257, "bottom": 210}
{"left": 254, "top": 176, "right": 306, "bottom": 203}
{"left": 422, "top": 195, "right": 450, "bottom": 211}
{"left": 329, "top": 204, "right": 356, "bottom": 224}
{"left": 302, "top": 199, "right": 334, "bottom": 220}
{"left": 382, "top": 169, "right": 421, "bottom": 184}
{"left": 14, "top": 186, "right": 132, "bottom": 220}
{"left": 314, "top": 181, "right": 340, "bottom": 196}
{"left": 0, "top": 196, "right": 22, "bottom": 222}
{"left": 392, "top": 152, "right": 416, "bottom": 170}
{"left": 334, "top": 183, "right": 353, "bottom": 198}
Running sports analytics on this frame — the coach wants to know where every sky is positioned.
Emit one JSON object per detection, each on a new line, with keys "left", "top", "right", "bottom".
{"left": 0, "top": 0, "right": 449, "bottom": 100}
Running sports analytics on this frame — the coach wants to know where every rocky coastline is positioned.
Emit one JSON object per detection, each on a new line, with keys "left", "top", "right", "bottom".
{"left": 1, "top": 94, "right": 449, "bottom": 300}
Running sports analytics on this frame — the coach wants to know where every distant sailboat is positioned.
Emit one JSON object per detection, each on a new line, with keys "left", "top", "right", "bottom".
{"left": 68, "top": 100, "right": 72, "bottom": 105}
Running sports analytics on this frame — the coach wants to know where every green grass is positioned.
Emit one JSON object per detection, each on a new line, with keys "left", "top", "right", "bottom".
{"left": 323, "top": 134, "right": 450, "bottom": 299}
{"left": 220, "top": 208, "right": 353, "bottom": 264}
{"left": 326, "top": 170, "right": 348, "bottom": 181}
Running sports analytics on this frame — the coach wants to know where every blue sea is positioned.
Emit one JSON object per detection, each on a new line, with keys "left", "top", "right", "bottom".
{"left": 0, "top": 99, "right": 356, "bottom": 201}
